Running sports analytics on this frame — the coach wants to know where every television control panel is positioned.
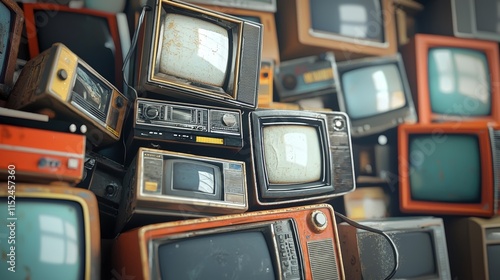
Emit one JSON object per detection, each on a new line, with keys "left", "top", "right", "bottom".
{"left": 275, "top": 219, "right": 301, "bottom": 279}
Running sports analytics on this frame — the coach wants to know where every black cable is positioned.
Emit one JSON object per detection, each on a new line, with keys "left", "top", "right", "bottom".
{"left": 334, "top": 211, "right": 399, "bottom": 280}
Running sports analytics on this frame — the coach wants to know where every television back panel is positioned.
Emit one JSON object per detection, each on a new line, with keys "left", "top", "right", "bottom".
{"left": 0, "top": 0, "right": 23, "bottom": 99}
{"left": 7, "top": 43, "right": 129, "bottom": 148}
{"left": 113, "top": 204, "right": 345, "bottom": 280}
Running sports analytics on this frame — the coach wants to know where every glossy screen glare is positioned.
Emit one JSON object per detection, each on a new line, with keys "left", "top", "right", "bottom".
{"left": 0, "top": 2, "right": 11, "bottom": 78}
{"left": 342, "top": 63, "right": 406, "bottom": 119}
{"left": 159, "top": 13, "right": 229, "bottom": 87}
{"left": 428, "top": 48, "right": 491, "bottom": 116}
{"left": 263, "top": 125, "right": 322, "bottom": 184}
{"left": 172, "top": 162, "right": 217, "bottom": 194}
{"left": 0, "top": 199, "right": 84, "bottom": 280}
{"left": 72, "top": 66, "right": 111, "bottom": 115}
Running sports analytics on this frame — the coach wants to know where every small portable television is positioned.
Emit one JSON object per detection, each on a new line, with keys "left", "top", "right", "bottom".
{"left": 113, "top": 204, "right": 345, "bottom": 280}
{"left": 336, "top": 53, "right": 417, "bottom": 137}
{"left": 190, "top": 2, "right": 280, "bottom": 63}
{"left": 0, "top": 184, "right": 101, "bottom": 280}
{"left": 445, "top": 216, "right": 500, "bottom": 280}
{"left": 418, "top": 0, "right": 500, "bottom": 42}
{"left": 275, "top": 0, "right": 397, "bottom": 61}
{"left": 247, "top": 109, "right": 355, "bottom": 207}
{"left": 116, "top": 147, "right": 248, "bottom": 233}
{"left": 398, "top": 122, "right": 500, "bottom": 217}
{"left": 0, "top": 0, "right": 23, "bottom": 98}
{"left": 401, "top": 33, "right": 500, "bottom": 123}
{"left": 338, "top": 216, "right": 451, "bottom": 280}
{"left": 7, "top": 43, "right": 129, "bottom": 148}
{"left": 132, "top": 0, "right": 263, "bottom": 109}
{"left": 22, "top": 2, "right": 130, "bottom": 90}
{"left": 183, "top": 0, "right": 277, "bottom": 12}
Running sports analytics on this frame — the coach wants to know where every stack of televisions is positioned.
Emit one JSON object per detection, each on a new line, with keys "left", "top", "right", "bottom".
{"left": 1, "top": 0, "right": 499, "bottom": 279}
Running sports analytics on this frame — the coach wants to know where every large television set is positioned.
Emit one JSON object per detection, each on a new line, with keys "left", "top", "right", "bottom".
{"left": 0, "top": 184, "right": 101, "bottom": 280}
{"left": 417, "top": 0, "right": 500, "bottom": 42}
{"left": 0, "top": 0, "right": 23, "bottom": 98}
{"left": 113, "top": 204, "right": 345, "bottom": 280}
{"left": 115, "top": 147, "right": 248, "bottom": 233}
{"left": 22, "top": 3, "right": 130, "bottom": 91}
{"left": 398, "top": 122, "right": 500, "bottom": 217}
{"left": 445, "top": 216, "right": 500, "bottom": 280}
{"left": 247, "top": 109, "right": 355, "bottom": 207}
{"left": 400, "top": 33, "right": 500, "bottom": 123}
{"left": 275, "top": 0, "right": 397, "bottom": 61}
{"left": 338, "top": 216, "right": 451, "bottom": 279}
{"left": 336, "top": 53, "right": 417, "bottom": 137}
{"left": 132, "top": 0, "right": 263, "bottom": 109}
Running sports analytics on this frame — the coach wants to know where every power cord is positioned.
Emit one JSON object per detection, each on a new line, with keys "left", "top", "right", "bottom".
{"left": 334, "top": 211, "right": 399, "bottom": 280}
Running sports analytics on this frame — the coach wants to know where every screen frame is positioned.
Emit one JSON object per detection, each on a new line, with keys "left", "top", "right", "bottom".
{"left": 0, "top": 184, "right": 101, "bottom": 279}
{"left": 183, "top": 0, "right": 277, "bottom": 12}
{"left": 401, "top": 33, "right": 500, "bottom": 123}
{"left": 336, "top": 53, "right": 417, "bottom": 137}
{"left": 0, "top": 0, "right": 23, "bottom": 91}
{"left": 398, "top": 122, "right": 497, "bottom": 217}
{"left": 276, "top": 0, "right": 397, "bottom": 61}
{"left": 22, "top": 3, "right": 125, "bottom": 91}
{"left": 250, "top": 109, "right": 334, "bottom": 204}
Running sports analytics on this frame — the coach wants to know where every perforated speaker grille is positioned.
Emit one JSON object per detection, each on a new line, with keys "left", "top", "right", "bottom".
{"left": 307, "top": 239, "right": 339, "bottom": 280}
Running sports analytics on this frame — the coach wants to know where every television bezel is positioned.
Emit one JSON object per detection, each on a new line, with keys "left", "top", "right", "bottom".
{"left": 401, "top": 33, "right": 500, "bottom": 124}
{"left": 112, "top": 203, "right": 345, "bottom": 280}
{"left": 398, "top": 122, "right": 498, "bottom": 217}
{"left": 183, "top": 0, "right": 277, "bottom": 12}
{"left": 22, "top": 3, "right": 126, "bottom": 91}
{"left": 194, "top": 4, "right": 280, "bottom": 64}
{"left": 0, "top": 0, "right": 23, "bottom": 94}
{"left": 275, "top": 0, "right": 397, "bottom": 61}
{"left": 249, "top": 109, "right": 334, "bottom": 206}
{"left": 338, "top": 216, "right": 451, "bottom": 280}
{"left": 134, "top": 0, "right": 263, "bottom": 109}
{"left": 0, "top": 183, "right": 101, "bottom": 279}
{"left": 336, "top": 53, "right": 417, "bottom": 137}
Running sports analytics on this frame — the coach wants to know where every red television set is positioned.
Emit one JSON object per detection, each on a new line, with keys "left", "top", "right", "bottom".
{"left": 401, "top": 33, "right": 500, "bottom": 124}
{"left": 0, "top": 184, "right": 101, "bottom": 279}
{"left": 132, "top": 0, "right": 263, "bottom": 109}
{"left": 445, "top": 216, "right": 500, "bottom": 280}
{"left": 112, "top": 204, "right": 345, "bottom": 280}
{"left": 22, "top": 3, "right": 130, "bottom": 90}
{"left": 398, "top": 122, "right": 500, "bottom": 217}
{"left": 0, "top": 0, "right": 23, "bottom": 98}
{"left": 275, "top": 0, "right": 397, "bottom": 61}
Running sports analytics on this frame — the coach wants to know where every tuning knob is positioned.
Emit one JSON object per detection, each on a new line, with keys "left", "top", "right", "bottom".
{"left": 222, "top": 114, "right": 237, "bottom": 127}
{"left": 143, "top": 106, "right": 159, "bottom": 120}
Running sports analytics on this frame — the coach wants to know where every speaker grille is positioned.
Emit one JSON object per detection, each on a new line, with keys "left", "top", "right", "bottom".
{"left": 307, "top": 239, "right": 339, "bottom": 280}
{"left": 492, "top": 128, "right": 500, "bottom": 214}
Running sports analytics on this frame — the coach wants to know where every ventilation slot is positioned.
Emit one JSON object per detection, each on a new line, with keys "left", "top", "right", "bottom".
{"left": 307, "top": 239, "right": 339, "bottom": 280}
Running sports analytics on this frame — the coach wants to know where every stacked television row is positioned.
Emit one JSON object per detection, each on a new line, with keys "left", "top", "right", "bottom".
{"left": 0, "top": 0, "right": 499, "bottom": 279}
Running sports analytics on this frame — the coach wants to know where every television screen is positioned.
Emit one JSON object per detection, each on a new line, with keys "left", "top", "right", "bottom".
{"left": 23, "top": 4, "right": 127, "bottom": 89}
{"left": 336, "top": 54, "right": 416, "bottom": 137}
{"left": 73, "top": 65, "right": 112, "bottom": 117}
{"left": 400, "top": 33, "right": 500, "bottom": 123}
{"left": 398, "top": 122, "right": 498, "bottom": 217}
{"left": 165, "top": 159, "right": 222, "bottom": 199}
{"left": 488, "top": 245, "right": 500, "bottom": 279}
{"left": 134, "top": 0, "right": 262, "bottom": 109}
{"left": 276, "top": 0, "right": 397, "bottom": 61}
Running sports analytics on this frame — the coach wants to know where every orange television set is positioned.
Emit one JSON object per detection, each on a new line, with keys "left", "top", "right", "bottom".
{"left": 0, "top": 184, "right": 101, "bottom": 279}
{"left": 401, "top": 33, "right": 500, "bottom": 124}
{"left": 398, "top": 122, "right": 500, "bottom": 217}
{"left": 275, "top": 0, "right": 397, "bottom": 61}
{"left": 112, "top": 204, "right": 345, "bottom": 280}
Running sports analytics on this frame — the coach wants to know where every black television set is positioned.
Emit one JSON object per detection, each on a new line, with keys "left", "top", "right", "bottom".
{"left": 0, "top": 0, "right": 23, "bottom": 98}
{"left": 336, "top": 53, "right": 417, "bottom": 137}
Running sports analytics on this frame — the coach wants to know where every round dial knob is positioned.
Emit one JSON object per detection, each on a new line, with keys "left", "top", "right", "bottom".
{"left": 282, "top": 74, "right": 297, "bottom": 90}
{"left": 310, "top": 210, "right": 328, "bottom": 232}
{"left": 222, "top": 114, "right": 237, "bottom": 127}
{"left": 143, "top": 106, "right": 159, "bottom": 119}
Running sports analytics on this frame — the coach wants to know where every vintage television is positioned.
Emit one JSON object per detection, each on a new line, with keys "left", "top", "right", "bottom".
{"left": 192, "top": 3, "right": 280, "bottom": 63}
{"left": 113, "top": 203, "right": 345, "bottom": 280}
{"left": 336, "top": 54, "right": 417, "bottom": 137}
{"left": 22, "top": 2, "right": 130, "bottom": 90}
{"left": 401, "top": 33, "right": 500, "bottom": 123}
{"left": 275, "top": 0, "right": 397, "bottom": 61}
{"left": 7, "top": 43, "right": 129, "bottom": 148}
{"left": 398, "top": 122, "right": 500, "bottom": 217}
{"left": 417, "top": 0, "right": 500, "bottom": 42}
{"left": 338, "top": 216, "right": 451, "bottom": 279}
{"left": 116, "top": 147, "right": 248, "bottom": 233}
{"left": 183, "top": 0, "right": 276, "bottom": 12}
{"left": 247, "top": 109, "right": 355, "bottom": 208}
{"left": 132, "top": 0, "right": 263, "bottom": 109}
{"left": 0, "top": 184, "right": 101, "bottom": 280}
{"left": 445, "top": 216, "right": 500, "bottom": 280}
{"left": 0, "top": 0, "right": 23, "bottom": 98}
